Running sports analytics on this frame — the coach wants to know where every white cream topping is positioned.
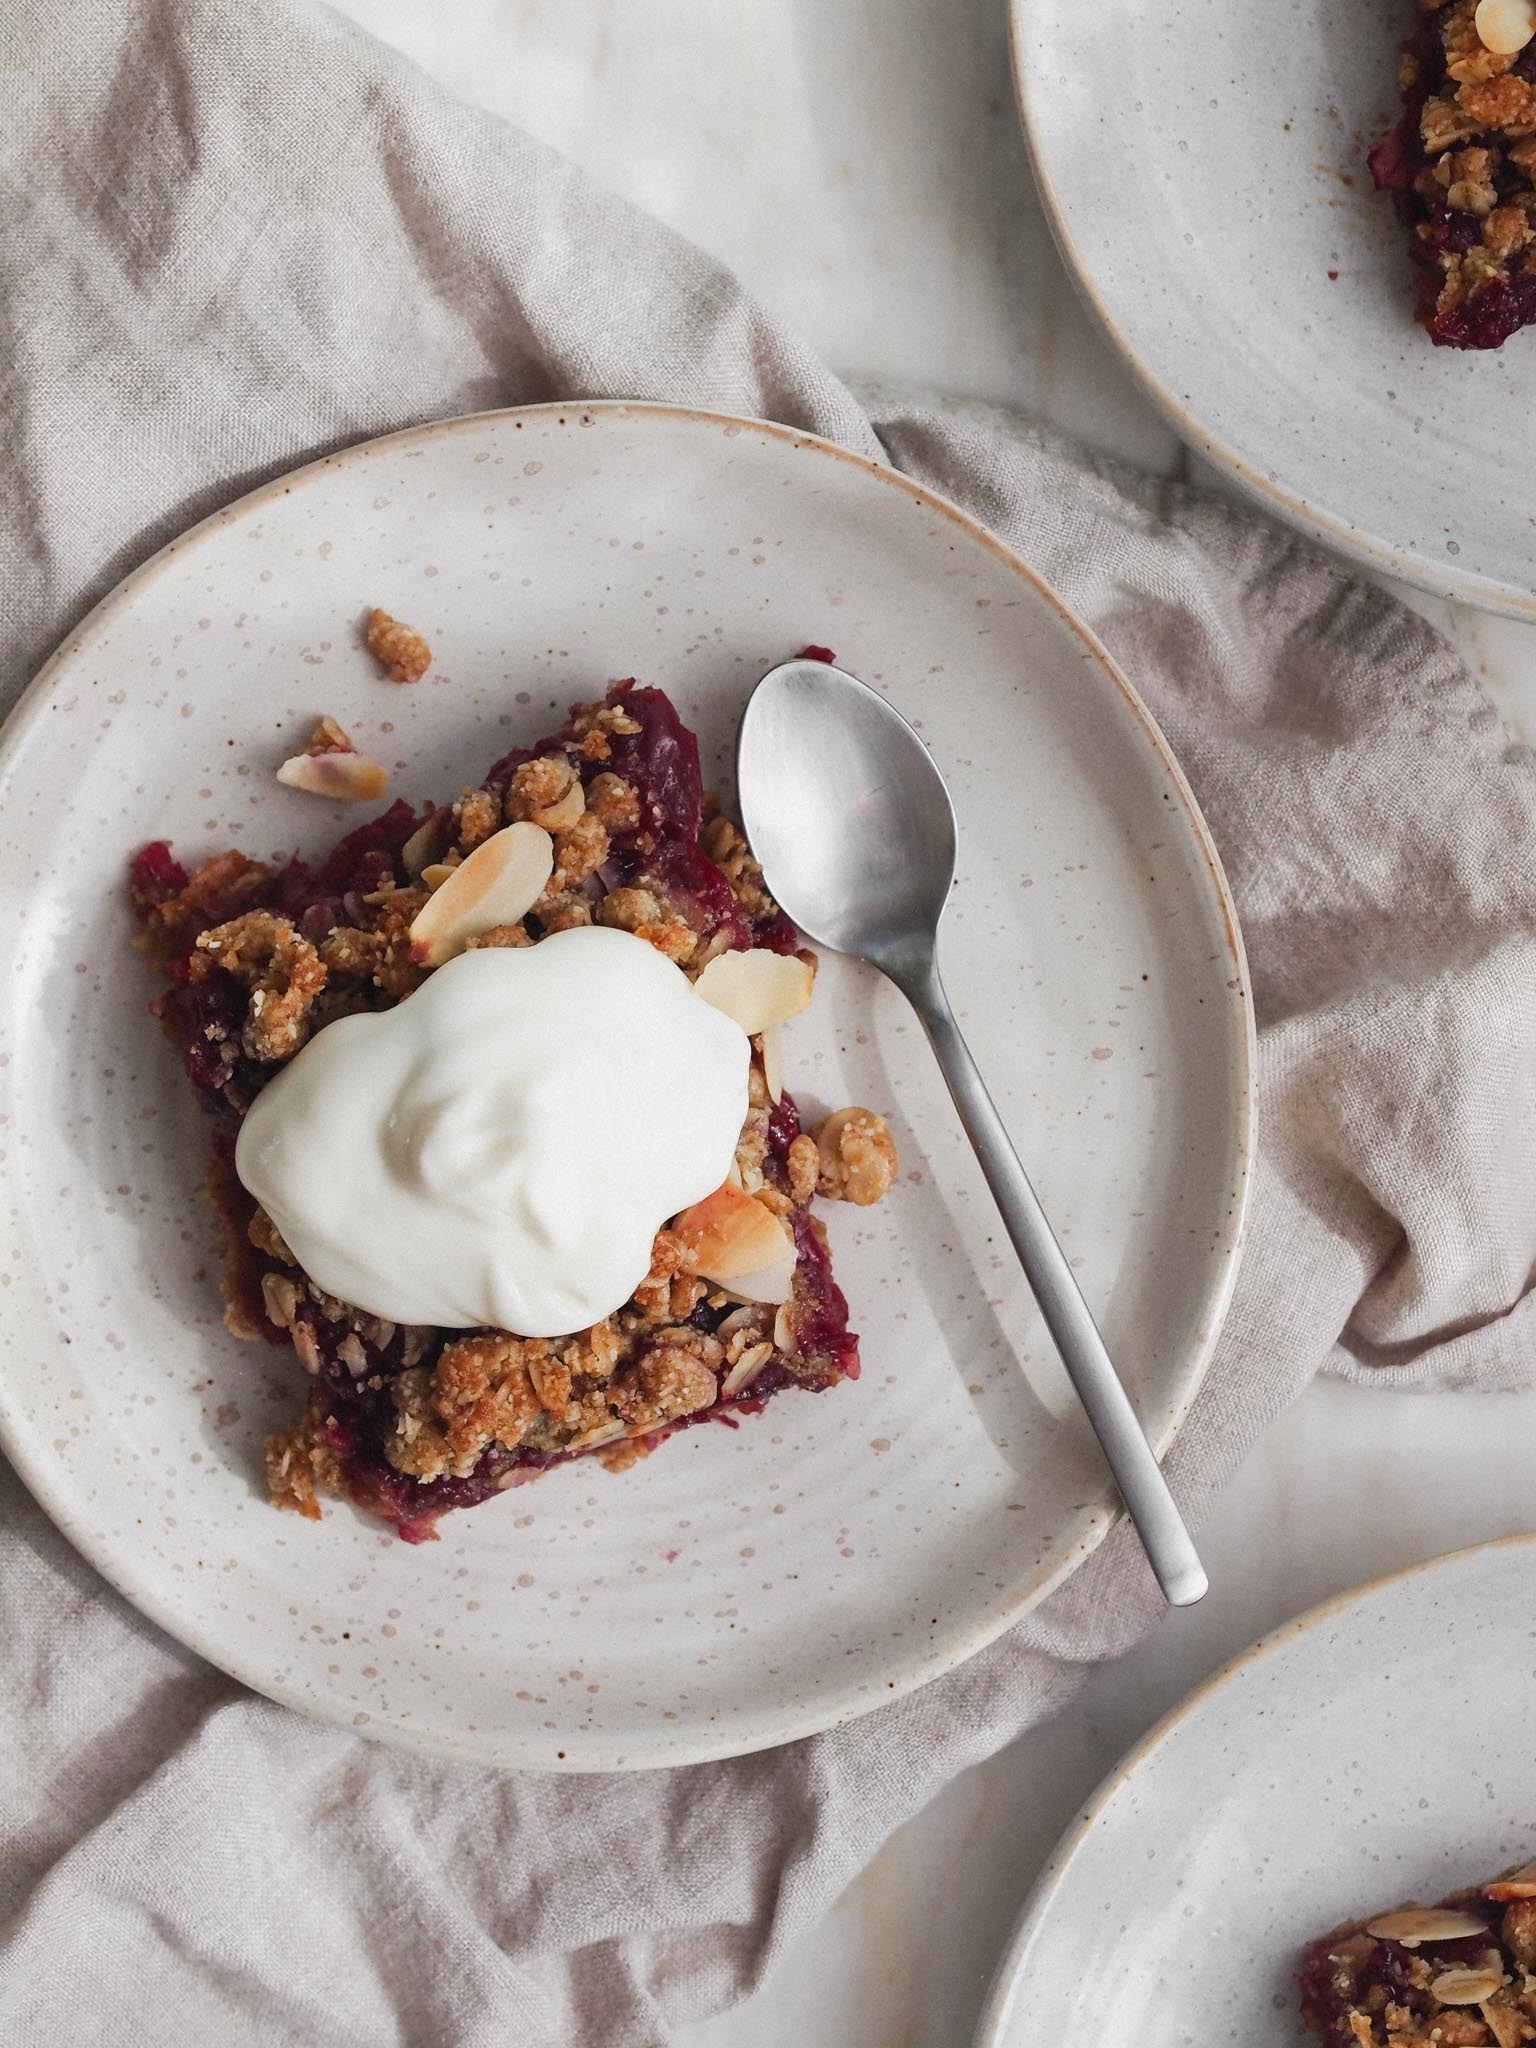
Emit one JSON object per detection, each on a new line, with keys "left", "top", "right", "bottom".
{"left": 234, "top": 925, "right": 750, "bottom": 1336}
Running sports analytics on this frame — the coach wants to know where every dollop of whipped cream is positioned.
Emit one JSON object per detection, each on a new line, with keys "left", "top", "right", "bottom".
{"left": 234, "top": 925, "right": 750, "bottom": 1336}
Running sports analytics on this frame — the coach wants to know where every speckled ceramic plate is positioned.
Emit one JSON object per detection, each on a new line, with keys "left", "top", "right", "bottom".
{"left": 1012, "top": 0, "right": 1536, "bottom": 616}
{"left": 0, "top": 402, "right": 1251, "bottom": 1770}
{"left": 978, "top": 1534, "right": 1536, "bottom": 2043}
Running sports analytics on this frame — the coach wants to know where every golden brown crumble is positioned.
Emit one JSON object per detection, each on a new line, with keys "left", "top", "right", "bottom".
{"left": 608, "top": 1331, "right": 721, "bottom": 1429}
{"left": 194, "top": 912, "right": 328, "bottom": 1062}
{"left": 548, "top": 809, "right": 609, "bottom": 891}
{"left": 454, "top": 786, "right": 501, "bottom": 851}
{"left": 505, "top": 755, "right": 584, "bottom": 829}
{"left": 131, "top": 847, "right": 273, "bottom": 961}
{"left": 1505, "top": 1897, "right": 1536, "bottom": 1967}
{"left": 785, "top": 1133, "right": 821, "bottom": 1206}
{"left": 366, "top": 608, "right": 431, "bottom": 683}
{"left": 387, "top": 1335, "right": 544, "bottom": 1481}
{"left": 594, "top": 1436, "right": 653, "bottom": 1473}
{"left": 464, "top": 921, "right": 535, "bottom": 950}
{"left": 266, "top": 1409, "right": 346, "bottom": 1519}
{"left": 1443, "top": 0, "right": 1516, "bottom": 84}
{"left": 595, "top": 885, "right": 696, "bottom": 963}
{"left": 1395, "top": 2, "right": 1536, "bottom": 327}
{"left": 569, "top": 699, "right": 642, "bottom": 764}
{"left": 733, "top": 1105, "right": 771, "bottom": 1193}
{"left": 533, "top": 889, "right": 593, "bottom": 934}
{"left": 584, "top": 771, "right": 641, "bottom": 834}
{"left": 700, "top": 813, "right": 777, "bottom": 920}
{"left": 318, "top": 888, "right": 429, "bottom": 1001}
{"left": 631, "top": 1230, "right": 708, "bottom": 1324}
{"left": 814, "top": 1107, "right": 899, "bottom": 1206}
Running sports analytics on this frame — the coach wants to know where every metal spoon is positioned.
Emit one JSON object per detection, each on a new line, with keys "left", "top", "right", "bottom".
{"left": 736, "top": 658, "right": 1207, "bottom": 1608}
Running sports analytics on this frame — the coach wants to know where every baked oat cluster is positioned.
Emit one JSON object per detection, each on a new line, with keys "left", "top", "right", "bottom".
{"left": 1370, "top": 0, "right": 1536, "bottom": 347}
{"left": 131, "top": 675, "right": 897, "bottom": 1541}
{"left": 1299, "top": 1860, "right": 1536, "bottom": 2045}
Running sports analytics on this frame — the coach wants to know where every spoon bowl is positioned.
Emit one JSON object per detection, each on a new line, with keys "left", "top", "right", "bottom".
{"left": 737, "top": 660, "right": 956, "bottom": 968}
{"left": 738, "top": 656, "right": 1208, "bottom": 1608}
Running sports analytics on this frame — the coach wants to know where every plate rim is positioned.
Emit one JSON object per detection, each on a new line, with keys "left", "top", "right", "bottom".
{"left": 974, "top": 1528, "right": 1536, "bottom": 2043}
{"left": 0, "top": 398, "right": 1256, "bottom": 1770}
{"left": 1007, "top": 6, "right": 1536, "bottom": 623}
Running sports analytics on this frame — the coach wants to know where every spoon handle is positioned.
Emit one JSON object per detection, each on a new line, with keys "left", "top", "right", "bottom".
{"left": 896, "top": 959, "right": 1208, "bottom": 1609}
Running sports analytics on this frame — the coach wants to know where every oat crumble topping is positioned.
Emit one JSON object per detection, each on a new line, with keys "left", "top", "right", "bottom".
{"left": 1300, "top": 1863, "right": 1536, "bottom": 2044}
{"left": 366, "top": 607, "right": 432, "bottom": 683}
{"left": 1371, "top": 0, "right": 1536, "bottom": 345}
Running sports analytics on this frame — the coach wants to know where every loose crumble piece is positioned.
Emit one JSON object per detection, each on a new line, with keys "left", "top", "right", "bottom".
{"left": 366, "top": 607, "right": 432, "bottom": 683}
{"left": 131, "top": 669, "right": 898, "bottom": 1541}
{"left": 1299, "top": 1859, "right": 1536, "bottom": 2045}
{"left": 1370, "top": 0, "right": 1536, "bottom": 347}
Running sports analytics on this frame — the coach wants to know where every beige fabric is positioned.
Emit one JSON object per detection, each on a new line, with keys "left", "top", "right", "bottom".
{"left": 5, "top": 3, "right": 1536, "bottom": 2042}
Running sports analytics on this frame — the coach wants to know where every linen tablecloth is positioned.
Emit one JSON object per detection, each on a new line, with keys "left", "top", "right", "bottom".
{"left": 5, "top": 2, "right": 1536, "bottom": 2041}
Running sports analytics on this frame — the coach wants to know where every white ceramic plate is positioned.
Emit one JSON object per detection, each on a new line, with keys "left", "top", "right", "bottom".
{"left": 1013, "top": 0, "right": 1536, "bottom": 616}
{"left": 978, "top": 1534, "right": 1536, "bottom": 2042}
{"left": 0, "top": 402, "right": 1251, "bottom": 1770}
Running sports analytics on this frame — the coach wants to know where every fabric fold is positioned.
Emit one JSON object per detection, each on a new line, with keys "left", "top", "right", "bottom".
{"left": 4, "top": 3, "right": 1536, "bottom": 2043}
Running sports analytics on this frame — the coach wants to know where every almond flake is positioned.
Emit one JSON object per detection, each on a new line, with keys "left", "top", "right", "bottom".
{"left": 672, "top": 1182, "right": 794, "bottom": 1283}
{"left": 760, "top": 1022, "right": 783, "bottom": 1104}
{"left": 400, "top": 815, "right": 441, "bottom": 879}
{"left": 407, "top": 821, "right": 554, "bottom": 966}
{"left": 1366, "top": 1907, "right": 1490, "bottom": 1946}
{"left": 276, "top": 749, "right": 392, "bottom": 802}
{"left": 1429, "top": 1965, "right": 1506, "bottom": 2003}
{"left": 721, "top": 1342, "right": 774, "bottom": 1397}
{"left": 528, "top": 783, "right": 585, "bottom": 832}
{"left": 693, "top": 948, "right": 815, "bottom": 1035}
{"left": 1484, "top": 1860, "right": 1536, "bottom": 1899}
{"left": 1476, "top": 0, "right": 1536, "bottom": 54}
{"left": 717, "top": 1251, "right": 798, "bottom": 1306}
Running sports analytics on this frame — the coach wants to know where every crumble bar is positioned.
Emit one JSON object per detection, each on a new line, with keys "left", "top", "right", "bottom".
{"left": 131, "top": 678, "right": 896, "bottom": 1541}
{"left": 1370, "top": 0, "right": 1536, "bottom": 347}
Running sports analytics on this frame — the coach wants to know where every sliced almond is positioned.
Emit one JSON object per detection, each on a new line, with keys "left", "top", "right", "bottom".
{"left": 721, "top": 1342, "right": 775, "bottom": 1397}
{"left": 773, "top": 1299, "right": 797, "bottom": 1353}
{"left": 1366, "top": 1907, "right": 1490, "bottom": 1946}
{"left": 672, "top": 1182, "right": 794, "bottom": 1282}
{"left": 407, "top": 821, "right": 554, "bottom": 966}
{"left": 1476, "top": 0, "right": 1536, "bottom": 55}
{"left": 759, "top": 1022, "right": 783, "bottom": 1105}
{"left": 717, "top": 1251, "right": 798, "bottom": 1306}
{"left": 400, "top": 814, "right": 441, "bottom": 880}
{"left": 1428, "top": 1966, "right": 1506, "bottom": 2003}
{"left": 276, "top": 749, "right": 392, "bottom": 802}
{"left": 693, "top": 948, "right": 814, "bottom": 1034}
{"left": 567, "top": 1416, "right": 626, "bottom": 1451}
{"left": 420, "top": 862, "right": 458, "bottom": 890}
{"left": 529, "top": 783, "right": 585, "bottom": 832}
{"left": 1484, "top": 1860, "right": 1536, "bottom": 1899}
